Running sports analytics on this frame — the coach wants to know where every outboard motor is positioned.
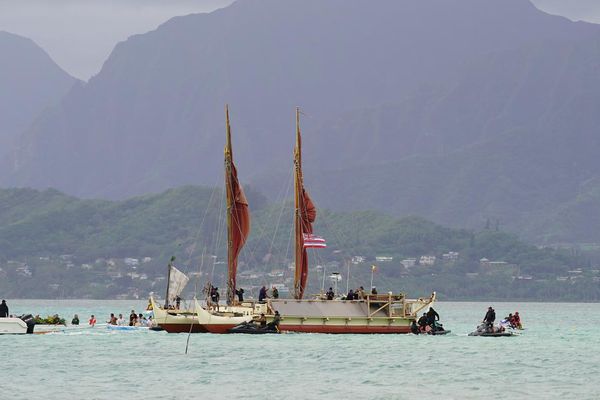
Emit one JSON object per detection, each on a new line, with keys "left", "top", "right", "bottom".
{"left": 20, "top": 314, "right": 36, "bottom": 334}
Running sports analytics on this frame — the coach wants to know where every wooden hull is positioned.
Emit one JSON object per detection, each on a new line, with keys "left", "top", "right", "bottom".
{"left": 157, "top": 323, "right": 208, "bottom": 333}
{"left": 194, "top": 299, "right": 254, "bottom": 333}
{"left": 151, "top": 296, "right": 203, "bottom": 333}
{"left": 279, "top": 323, "right": 411, "bottom": 334}
{"left": 150, "top": 293, "right": 435, "bottom": 335}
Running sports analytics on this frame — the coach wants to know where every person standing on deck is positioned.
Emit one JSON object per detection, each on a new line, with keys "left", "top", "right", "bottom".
{"left": 259, "top": 286, "right": 268, "bottom": 302}
{"left": 357, "top": 287, "right": 366, "bottom": 299}
{"left": 236, "top": 288, "right": 245, "bottom": 302}
{"left": 272, "top": 287, "right": 279, "bottom": 299}
{"left": 211, "top": 287, "right": 220, "bottom": 311}
{"left": 0, "top": 300, "right": 8, "bottom": 317}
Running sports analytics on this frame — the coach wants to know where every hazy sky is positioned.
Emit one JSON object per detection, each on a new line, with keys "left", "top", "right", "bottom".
{"left": 0, "top": 0, "right": 598, "bottom": 80}
{"left": 0, "top": 0, "right": 234, "bottom": 80}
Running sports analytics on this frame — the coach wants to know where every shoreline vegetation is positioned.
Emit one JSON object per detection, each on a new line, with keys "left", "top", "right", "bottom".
{"left": 1, "top": 186, "right": 599, "bottom": 301}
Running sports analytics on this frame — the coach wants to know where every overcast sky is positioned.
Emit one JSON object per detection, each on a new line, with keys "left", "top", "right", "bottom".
{"left": 0, "top": 0, "right": 599, "bottom": 80}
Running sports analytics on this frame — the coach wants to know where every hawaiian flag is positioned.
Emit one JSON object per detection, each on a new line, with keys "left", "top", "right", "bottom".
{"left": 303, "top": 233, "right": 327, "bottom": 248}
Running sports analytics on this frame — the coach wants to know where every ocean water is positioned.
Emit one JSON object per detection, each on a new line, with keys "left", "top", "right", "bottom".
{"left": 2, "top": 300, "right": 599, "bottom": 400}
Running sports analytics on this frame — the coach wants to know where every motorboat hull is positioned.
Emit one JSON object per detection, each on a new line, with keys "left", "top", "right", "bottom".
{"left": 0, "top": 316, "right": 35, "bottom": 334}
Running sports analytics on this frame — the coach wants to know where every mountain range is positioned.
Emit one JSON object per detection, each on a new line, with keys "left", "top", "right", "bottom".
{"left": 2, "top": 0, "right": 600, "bottom": 244}
{"left": 0, "top": 31, "right": 77, "bottom": 159}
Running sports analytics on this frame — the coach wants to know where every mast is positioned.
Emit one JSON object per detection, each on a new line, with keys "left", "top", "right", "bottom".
{"left": 224, "top": 105, "right": 234, "bottom": 305}
{"left": 164, "top": 256, "right": 175, "bottom": 308}
{"left": 224, "top": 105, "right": 250, "bottom": 305}
{"left": 293, "top": 108, "right": 303, "bottom": 299}
{"left": 293, "top": 107, "right": 316, "bottom": 299}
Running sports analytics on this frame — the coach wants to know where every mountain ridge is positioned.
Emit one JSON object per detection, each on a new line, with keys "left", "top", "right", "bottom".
{"left": 2, "top": 0, "right": 600, "bottom": 243}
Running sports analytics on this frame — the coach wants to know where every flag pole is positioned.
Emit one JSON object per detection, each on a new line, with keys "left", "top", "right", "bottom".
{"left": 345, "top": 259, "right": 350, "bottom": 294}
{"left": 370, "top": 264, "right": 376, "bottom": 291}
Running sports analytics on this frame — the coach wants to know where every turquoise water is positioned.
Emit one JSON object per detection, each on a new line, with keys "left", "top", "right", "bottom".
{"left": 2, "top": 300, "right": 600, "bottom": 400}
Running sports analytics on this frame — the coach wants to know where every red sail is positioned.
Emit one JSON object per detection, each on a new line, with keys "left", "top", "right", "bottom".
{"left": 294, "top": 108, "right": 317, "bottom": 299}
{"left": 227, "top": 161, "right": 250, "bottom": 303}
{"left": 225, "top": 105, "right": 250, "bottom": 304}
{"left": 296, "top": 188, "right": 316, "bottom": 298}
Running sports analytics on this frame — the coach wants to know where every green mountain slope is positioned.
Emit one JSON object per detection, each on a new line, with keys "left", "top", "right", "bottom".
{"left": 1, "top": 186, "right": 595, "bottom": 300}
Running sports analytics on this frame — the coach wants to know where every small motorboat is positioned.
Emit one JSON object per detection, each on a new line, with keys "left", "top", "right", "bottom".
{"left": 469, "top": 323, "right": 518, "bottom": 337}
{"left": 0, "top": 315, "right": 36, "bottom": 334}
{"left": 228, "top": 321, "right": 280, "bottom": 334}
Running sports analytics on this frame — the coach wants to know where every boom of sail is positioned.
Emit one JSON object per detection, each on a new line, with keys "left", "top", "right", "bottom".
{"left": 224, "top": 105, "right": 251, "bottom": 305}
{"left": 293, "top": 108, "right": 317, "bottom": 300}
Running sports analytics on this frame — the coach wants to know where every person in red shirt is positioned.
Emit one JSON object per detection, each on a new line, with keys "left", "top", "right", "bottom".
{"left": 88, "top": 315, "right": 97, "bottom": 326}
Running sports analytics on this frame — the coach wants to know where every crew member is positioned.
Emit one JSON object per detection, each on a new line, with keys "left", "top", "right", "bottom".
{"left": 258, "top": 286, "right": 268, "bottom": 302}
{"left": 211, "top": 287, "right": 220, "bottom": 310}
{"left": 175, "top": 295, "right": 181, "bottom": 310}
{"left": 326, "top": 287, "right": 335, "bottom": 300}
{"left": 71, "top": 314, "right": 79, "bottom": 325}
{"left": 89, "top": 315, "right": 97, "bottom": 326}
{"left": 272, "top": 287, "right": 279, "bottom": 299}
{"left": 357, "top": 287, "right": 366, "bottom": 299}
{"left": 236, "top": 288, "right": 245, "bottom": 302}
{"left": 0, "top": 300, "right": 8, "bottom": 318}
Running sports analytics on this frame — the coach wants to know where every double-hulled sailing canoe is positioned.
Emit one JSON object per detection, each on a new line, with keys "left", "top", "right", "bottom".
{"left": 152, "top": 106, "right": 436, "bottom": 334}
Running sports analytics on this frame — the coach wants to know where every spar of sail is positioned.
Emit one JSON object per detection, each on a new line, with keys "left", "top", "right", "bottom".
{"left": 164, "top": 256, "right": 190, "bottom": 308}
{"left": 293, "top": 107, "right": 317, "bottom": 300}
{"left": 224, "top": 105, "right": 251, "bottom": 305}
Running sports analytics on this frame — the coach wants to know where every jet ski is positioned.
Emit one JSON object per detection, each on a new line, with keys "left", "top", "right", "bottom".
{"left": 228, "top": 321, "right": 280, "bottom": 334}
{"left": 428, "top": 321, "right": 451, "bottom": 335}
{"left": 469, "top": 323, "right": 518, "bottom": 337}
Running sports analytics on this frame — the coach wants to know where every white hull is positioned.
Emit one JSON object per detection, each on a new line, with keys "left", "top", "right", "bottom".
{"left": 0, "top": 318, "right": 30, "bottom": 334}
